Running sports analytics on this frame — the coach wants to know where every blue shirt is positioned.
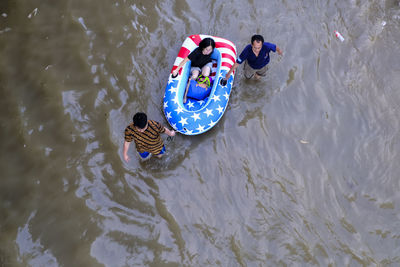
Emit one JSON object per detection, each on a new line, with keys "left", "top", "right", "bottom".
{"left": 237, "top": 42, "right": 276, "bottom": 69}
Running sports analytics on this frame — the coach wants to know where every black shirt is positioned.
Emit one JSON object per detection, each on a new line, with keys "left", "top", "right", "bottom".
{"left": 188, "top": 47, "right": 212, "bottom": 68}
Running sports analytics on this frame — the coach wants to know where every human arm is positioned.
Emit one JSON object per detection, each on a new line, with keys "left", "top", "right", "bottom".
{"left": 123, "top": 141, "right": 131, "bottom": 162}
{"left": 224, "top": 46, "right": 249, "bottom": 80}
{"left": 276, "top": 46, "right": 283, "bottom": 55}
{"left": 164, "top": 127, "right": 176, "bottom": 137}
{"left": 225, "top": 62, "right": 239, "bottom": 80}
{"left": 172, "top": 57, "right": 190, "bottom": 77}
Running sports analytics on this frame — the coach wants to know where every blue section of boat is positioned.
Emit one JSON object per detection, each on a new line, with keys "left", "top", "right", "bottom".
{"left": 163, "top": 40, "right": 235, "bottom": 135}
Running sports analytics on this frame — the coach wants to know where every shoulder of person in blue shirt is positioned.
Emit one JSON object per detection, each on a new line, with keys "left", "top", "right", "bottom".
{"left": 237, "top": 42, "right": 277, "bottom": 65}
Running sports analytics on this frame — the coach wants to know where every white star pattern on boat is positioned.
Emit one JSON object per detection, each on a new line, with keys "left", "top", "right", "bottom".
{"left": 175, "top": 106, "right": 184, "bottom": 114}
{"left": 208, "top": 120, "right": 217, "bottom": 127}
{"left": 204, "top": 108, "right": 213, "bottom": 117}
{"left": 169, "top": 86, "right": 178, "bottom": 94}
{"left": 223, "top": 92, "right": 230, "bottom": 100}
{"left": 196, "top": 124, "right": 205, "bottom": 132}
{"left": 187, "top": 100, "right": 194, "bottom": 108}
{"left": 179, "top": 117, "right": 188, "bottom": 126}
{"left": 162, "top": 35, "right": 237, "bottom": 135}
{"left": 191, "top": 113, "right": 201, "bottom": 121}
{"left": 172, "top": 95, "right": 179, "bottom": 104}
{"left": 211, "top": 94, "right": 220, "bottom": 102}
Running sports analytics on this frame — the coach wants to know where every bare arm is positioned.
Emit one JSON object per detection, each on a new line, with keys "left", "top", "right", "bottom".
{"left": 225, "top": 62, "right": 239, "bottom": 80}
{"left": 164, "top": 127, "right": 176, "bottom": 137}
{"left": 123, "top": 141, "right": 131, "bottom": 162}
{"left": 172, "top": 57, "right": 190, "bottom": 76}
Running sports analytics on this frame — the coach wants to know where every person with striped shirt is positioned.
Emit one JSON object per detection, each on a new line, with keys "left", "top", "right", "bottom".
{"left": 123, "top": 112, "right": 175, "bottom": 162}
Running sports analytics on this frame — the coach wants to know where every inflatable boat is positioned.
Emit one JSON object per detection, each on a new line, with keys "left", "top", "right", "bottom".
{"left": 163, "top": 34, "right": 237, "bottom": 135}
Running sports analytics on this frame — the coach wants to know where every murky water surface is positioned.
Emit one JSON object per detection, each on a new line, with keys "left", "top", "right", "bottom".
{"left": 1, "top": 0, "right": 400, "bottom": 266}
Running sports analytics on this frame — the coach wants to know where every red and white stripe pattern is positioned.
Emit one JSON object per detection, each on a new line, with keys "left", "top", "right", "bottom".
{"left": 171, "top": 34, "right": 237, "bottom": 76}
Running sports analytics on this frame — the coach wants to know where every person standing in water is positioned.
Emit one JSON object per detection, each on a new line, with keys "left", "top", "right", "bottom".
{"left": 225, "top": 34, "right": 283, "bottom": 80}
{"left": 123, "top": 112, "right": 175, "bottom": 162}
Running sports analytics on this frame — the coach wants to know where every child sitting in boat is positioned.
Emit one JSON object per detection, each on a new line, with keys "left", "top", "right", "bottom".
{"left": 172, "top": 37, "right": 215, "bottom": 103}
{"left": 185, "top": 74, "right": 213, "bottom": 101}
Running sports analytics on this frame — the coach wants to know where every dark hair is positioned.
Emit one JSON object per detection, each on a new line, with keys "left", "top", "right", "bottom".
{"left": 133, "top": 112, "right": 147, "bottom": 129}
{"left": 199, "top": 37, "right": 215, "bottom": 52}
{"left": 251, "top": 34, "right": 264, "bottom": 45}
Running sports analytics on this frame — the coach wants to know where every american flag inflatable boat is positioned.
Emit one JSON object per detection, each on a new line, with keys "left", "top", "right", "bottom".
{"left": 163, "top": 34, "right": 237, "bottom": 135}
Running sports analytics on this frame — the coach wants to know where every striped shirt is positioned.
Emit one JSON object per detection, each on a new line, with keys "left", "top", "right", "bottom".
{"left": 124, "top": 120, "right": 166, "bottom": 154}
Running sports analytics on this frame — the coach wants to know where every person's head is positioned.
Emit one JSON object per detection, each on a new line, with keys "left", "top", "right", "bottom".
{"left": 133, "top": 112, "right": 147, "bottom": 130}
{"left": 199, "top": 37, "right": 215, "bottom": 55}
{"left": 197, "top": 75, "right": 211, "bottom": 88}
{"left": 251, "top": 34, "right": 264, "bottom": 54}
{"left": 251, "top": 34, "right": 264, "bottom": 45}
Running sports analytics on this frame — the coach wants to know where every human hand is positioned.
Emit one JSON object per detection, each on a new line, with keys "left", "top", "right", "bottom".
{"left": 277, "top": 47, "right": 283, "bottom": 56}
{"left": 172, "top": 69, "right": 179, "bottom": 77}
{"left": 123, "top": 153, "right": 130, "bottom": 163}
{"left": 169, "top": 130, "right": 176, "bottom": 137}
{"left": 224, "top": 73, "right": 230, "bottom": 80}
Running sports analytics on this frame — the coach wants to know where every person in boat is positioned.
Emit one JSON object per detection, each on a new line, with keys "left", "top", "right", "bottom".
{"left": 225, "top": 34, "right": 283, "bottom": 80}
{"left": 123, "top": 112, "right": 175, "bottom": 162}
{"left": 172, "top": 37, "right": 216, "bottom": 103}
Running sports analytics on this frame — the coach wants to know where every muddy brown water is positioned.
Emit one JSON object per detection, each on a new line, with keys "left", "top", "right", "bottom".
{"left": 1, "top": 0, "right": 400, "bottom": 266}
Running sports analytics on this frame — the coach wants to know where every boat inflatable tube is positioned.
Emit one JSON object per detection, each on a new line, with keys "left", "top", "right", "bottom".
{"left": 163, "top": 34, "right": 237, "bottom": 135}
